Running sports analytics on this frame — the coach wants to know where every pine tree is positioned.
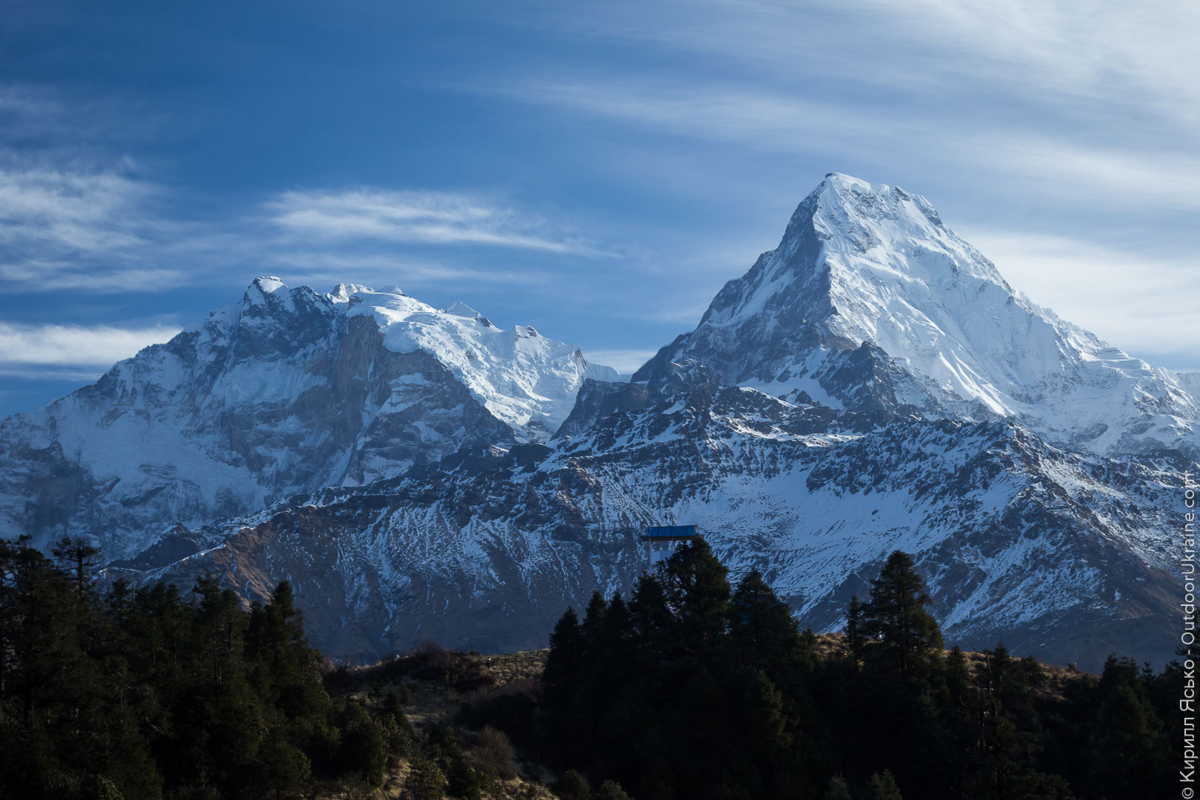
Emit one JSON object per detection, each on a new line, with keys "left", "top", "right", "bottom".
{"left": 729, "top": 569, "right": 803, "bottom": 672}
{"left": 1088, "top": 682, "right": 1170, "bottom": 799}
{"left": 542, "top": 607, "right": 584, "bottom": 714}
{"left": 407, "top": 754, "right": 447, "bottom": 800}
{"left": 583, "top": 591, "right": 609, "bottom": 640}
{"left": 866, "top": 770, "right": 904, "bottom": 800}
{"left": 861, "top": 552, "right": 942, "bottom": 676}
{"left": 558, "top": 769, "right": 592, "bottom": 800}
{"left": 658, "top": 539, "right": 731, "bottom": 649}
{"left": 629, "top": 573, "right": 672, "bottom": 650}
{"left": 50, "top": 536, "right": 101, "bottom": 603}
{"left": 823, "top": 775, "right": 853, "bottom": 800}
{"left": 846, "top": 594, "right": 865, "bottom": 669}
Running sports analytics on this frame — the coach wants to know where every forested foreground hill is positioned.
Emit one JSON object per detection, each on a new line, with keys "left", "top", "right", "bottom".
{"left": 0, "top": 537, "right": 1183, "bottom": 799}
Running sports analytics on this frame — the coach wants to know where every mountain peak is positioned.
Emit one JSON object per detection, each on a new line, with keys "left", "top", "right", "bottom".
{"left": 636, "top": 174, "right": 1199, "bottom": 455}
{"left": 820, "top": 171, "right": 880, "bottom": 190}
{"left": 446, "top": 301, "right": 481, "bottom": 318}
{"left": 242, "top": 276, "right": 302, "bottom": 316}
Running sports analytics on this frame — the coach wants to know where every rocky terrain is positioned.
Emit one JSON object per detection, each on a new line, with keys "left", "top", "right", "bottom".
{"left": 2, "top": 173, "right": 1192, "bottom": 670}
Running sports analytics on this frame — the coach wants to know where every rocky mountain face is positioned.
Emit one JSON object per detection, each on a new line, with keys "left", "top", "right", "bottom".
{"left": 0, "top": 279, "right": 617, "bottom": 557}
{"left": 3, "top": 174, "right": 1192, "bottom": 670}
{"left": 637, "top": 175, "right": 1200, "bottom": 456}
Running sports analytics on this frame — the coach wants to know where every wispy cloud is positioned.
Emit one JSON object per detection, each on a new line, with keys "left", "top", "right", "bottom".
{"left": 533, "top": 0, "right": 1200, "bottom": 133}
{"left": 0, "top": 155, "right": 168, "bottom": 292}
{"left": 478, "top": 76, "right": 1200, "bottom": 212}
{"left": 0, "top": 86, "right": 608, "bottom": 297}
{"left": 267, "top": 188, "right": 601, "bottom": 255}
{"left": 262, "top": 251, "right": 548, "bottom": 292}
{"left": 0, "top": 322, "right": 181, "bottom": 375}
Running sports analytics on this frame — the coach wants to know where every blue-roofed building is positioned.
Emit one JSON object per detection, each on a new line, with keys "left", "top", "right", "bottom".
{"left": 641, "top": 525, "right": 701, "bottom": 568}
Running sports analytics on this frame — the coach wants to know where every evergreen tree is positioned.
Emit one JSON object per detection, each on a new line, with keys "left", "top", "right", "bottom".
{"left": 823, "top": 775, "right": 853, "bottom": 800}
{"left": 1087, "top": 681, "right": 1170, "bottom": 799}
{"left": 846, "top": 595, "right": 865, "bottom": 669}
{"left": 0, "top": 549, "right": 395, "bottom": 799}
{"left": 729, "top": 569, "right": 804, "bottom": 673}
{"left": 860, "top": 552, "right": 942, "bottom": 676}
{"left": 407, "top": 754, "right": 448, "bottom": 800}
{"left": 866, "top": 770, "right": 904, "bottom": 800}
{"left": 543, "top": 606, "right": 585, "bottom": 710}
{"left": 582, "top": 591, "right": 609, "bottom": 640}
{"left": 558, "top": 769, "right": 592, "bottom": 800}
{"left": 50, "top": 536, "right": 101, "bottom": 603}
{"left": 658, "top": 539, "right": 731, "bottom": 649}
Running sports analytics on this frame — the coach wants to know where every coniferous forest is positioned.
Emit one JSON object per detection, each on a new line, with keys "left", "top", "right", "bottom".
{"left": 0, "top": 535, "right": 1184, "bottom": 799}
{"left": 478, "top": 542, "right": 1183, "bottom": 800}
{"left": 0, "top": 537, "right": 416, "bottom": 799}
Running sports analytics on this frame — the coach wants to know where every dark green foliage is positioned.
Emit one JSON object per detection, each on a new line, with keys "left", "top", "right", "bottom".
{"left": 595, "top": 778, "right": 633, "bottom": 800}
{"left": 823, "top": 775, "right": 853, "bottom": 800}
{"left": 529, "top": 547, "right": 1178, "bottom": 800}
{"left": 0, "top": 540, "right": 410, "bottom": 799}
{"left": 458, "top": 677, "right": 540, "bottom": 750}
{"left": 1084, "top": 657, "right": 1171, "bottom": 800}
{"left": 557, "top": 769, "right": 592, "bottom": 800}
{"left": 430, "top": 725, "right": 482, "bottom": 800}
{"left": 406, "top": 753, "right": 448, "bottom": 800}
{"left": 867, "top": 770, "right": 904, "bottom": 800}
{"left": 729, "top": 568, "right": 805, "bottom": 672}
{"left": 475, "top": 725, "right": 518, "bottom": 780}
{"left": 859, "top": 551, "right": 942, "bottom": 676}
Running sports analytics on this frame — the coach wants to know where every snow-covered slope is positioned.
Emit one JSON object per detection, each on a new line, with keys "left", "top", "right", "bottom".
{"left": 5, "top": 174, "right": 1192, "bottom": 672}
{"left": 335, "top": 284, "right": 620, "bottom": 437}
{"left": 636, "top": 173, "right": 1199, "bottom": 456}
{"left": 125, "top": 367, "right": 1188, "bottom": 669}
{"left": 0, "top": 277, "right": 617, "bottom": 556}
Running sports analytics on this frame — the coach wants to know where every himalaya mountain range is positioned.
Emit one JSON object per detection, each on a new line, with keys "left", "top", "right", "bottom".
{"left": 0, "top": 174, "right": 1191, "bottom": 670}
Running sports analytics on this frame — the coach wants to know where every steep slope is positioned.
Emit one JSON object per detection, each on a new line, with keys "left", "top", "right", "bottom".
{"left": 0, "top": 278, "right": 616, "bottom": 557}
{"left": 636, "top": 174, "right": 1199, "bottom": 456}
{"left": 122, "top": 370, "right": 1187, "bottom": 669}
{"left": 11, "top": 173, "right": 1191, "bottom": 672}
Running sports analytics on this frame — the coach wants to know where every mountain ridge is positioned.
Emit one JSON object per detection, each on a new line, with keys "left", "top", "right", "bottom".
{"left": 637, "top": 172, "right": 1200, "bottom": 457}
{"left": 0, "top": 279, "right": 618, "bottom": 556}
{"left": 2, "top": 173, "right": 1192, "bottom": 671}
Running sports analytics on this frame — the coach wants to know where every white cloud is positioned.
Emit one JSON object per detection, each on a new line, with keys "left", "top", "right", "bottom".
{"left": 267, "top": 188, "right": 601, "bottom": 255}
{"left": 0, "top": 322, "right": 180, "bottom": 370}
{"left": 261, "top": 251, "right": 545, "bottom": 291}
{"left": 0, "top": 86, "right": 609, "bottom": 297}
{"left": 0, "top": 157, "right": 162, "bottom": 291}
{"left": 534, "top": 0, "right": 1200, "bottom": 134}
{"left": 480, "top": 76, "right": 1200, "bottom": 212}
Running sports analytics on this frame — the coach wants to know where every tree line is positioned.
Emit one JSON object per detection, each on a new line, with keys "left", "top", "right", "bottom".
{"left": 0, "top": 532, "right": 1183, "bottom": 799}
{"left": 492, "top": 542, "right": 1182, "bottom": 800}
{"left": 0, "top": 536, "right": 416, "bottom": 798}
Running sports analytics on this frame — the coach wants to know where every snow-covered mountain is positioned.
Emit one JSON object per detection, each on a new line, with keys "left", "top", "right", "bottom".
{"left": 638, "top": 174, "right": 1199, "bottom": 456}
{"left": 2, "top": 174, "right": 1191, "bottom": 671}
{"left": 0, "top": 278, "right": 618, "bottom": 557}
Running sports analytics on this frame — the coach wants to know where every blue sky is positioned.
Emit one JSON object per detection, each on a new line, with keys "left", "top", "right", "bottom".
{"left": 2, "top": 1, "right": 1198, "bottom": 416}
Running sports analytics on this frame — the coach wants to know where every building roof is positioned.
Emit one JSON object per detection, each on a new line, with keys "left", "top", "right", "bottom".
{"left": 642, "top": 524, "right": 700, "bottom": 540}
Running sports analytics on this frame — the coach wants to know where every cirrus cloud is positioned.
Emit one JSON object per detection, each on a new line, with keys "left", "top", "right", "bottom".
{"left": 266, "top": 188, "right": 603, "bottom": 255}
{"left": 0, "top": 321, "right": 181, "bottom": 378}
